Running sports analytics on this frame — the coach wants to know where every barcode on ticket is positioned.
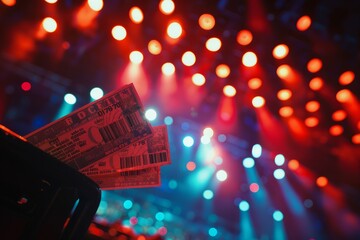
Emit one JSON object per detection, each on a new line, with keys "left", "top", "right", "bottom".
{"left": 119, "top": 151, "right": 168, "bottom": 169}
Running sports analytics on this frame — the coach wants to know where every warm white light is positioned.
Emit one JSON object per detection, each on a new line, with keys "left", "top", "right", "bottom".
{"left": 206, "top": 37, "right": 221, "bottom": 52}
{"left": 192, "top": 73, "right": 206, "bottom": 86}
{"left": 162, "top": 62, "right": 175, "bottom": 75}
{"left": 182, "top": 51, "right": 196, "bottom": 66}
{"left": 88, "top": 0, "right": 103, "bottom": 11}
{"left": 129, "top": 6, "right": 144, "bottom": 23}
{"left": 159, "top": 0, "right": 175, "bottom": 15}
{"left": 42, "top": 17, "right": 57, "bottom": 33}
{"left": 111, "top": 25, "right": 127, "bottom": 40}
{"left": 129, "top": 51, "right": 144, "bottom": 64}
{"left": 167, "top": 22, "right": 182, "bottom": 39}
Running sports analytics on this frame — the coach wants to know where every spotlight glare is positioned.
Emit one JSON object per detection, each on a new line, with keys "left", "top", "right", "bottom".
{"left": 88, "top": 0, "right": 103, "bottom": 11}
{"left": 145, "top": 108, "right": 157, "bottom": 121}
{"left": 216, "top": 64, "right": 230, "bottom": 78}
{"left": 242, "top": 51, "right": 257, "bottom": 67}
{"left": 239, "top": 200, "right": 250, "bottom": 211}
{"left": 90, "top": 87, "right": 104, "bottom": 100}
{"left": 203, "top": 127, "right": 214, "bottom": 138}
{"left": 252, "top": 96, "right": 265, "bottom": 108}
{"left": 199, "top": 14, "right": 215, "bottom": 30}
{"left": 273, "top": 44, "right": 289, "bottom": 59}
{"left": 236, "top": 30, "right": 253, "bottom": 46}
{"left": 162, "top": 62, "right": 175, "bottom": 75}
{"left": 223, "top": 85, "right": 236, "bottom": 97}
{"left": 183, "top": 136, "right": 194, "bottom": 147}
{"left": 192, "top": 73, "right": 206, "bottom": 86}
{"left": 206, "top": 37, "right": 221, "bottom": 52}
{"left": 251, "top": 144, "right": 262, "bottom": 158}
{"left": 42, "top": 17, "right": 57, "bottom": 33}
{"left": 64, "top": 93, "right": 76, "bottom": 105}
{"left": 274, "top": 154, "right": 285, "bottom": 166}
{"left": 182, "top": 51, "right": 196, "bottom": 66}
{"left": 129, "top": 6, "right": 144, "bottom": 23}
{"left": 129, "top": 51, "right": 144, "bottom": 64}
{"left": 273, "top": 168, "right": 285, "bottom": 179}
{"left": 216, "top": 170, "right": 228, "bottom": 181}
{"left": 203, "top": 190, "right": 214, "bottom": 200}
{"left": 112, "top": 25, "right": 127, "bottom": 40}
{"left": 273, "top": 210, "right": 284, "bottom": 221}
{"left": 159, "top": 0, "right": 175, "bottom": 15}
{"left": 167, "top": 21, "right": 182, "bottom": 39}
{"left": 148, "top": 39, "right": 162, "bottom": 55}
{"left": 243, "top": 157, "right": 255, "bottom": 168}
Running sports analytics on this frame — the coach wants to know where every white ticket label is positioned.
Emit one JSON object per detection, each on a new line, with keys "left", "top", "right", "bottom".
{"left": 91, "top": 167, "right": 161, "bottom": 190}
{"left": 81, "top": 125, "right": 170, "bottom": 175}
{"left": 25, "top": 83, "right": 153, "bottom": 170}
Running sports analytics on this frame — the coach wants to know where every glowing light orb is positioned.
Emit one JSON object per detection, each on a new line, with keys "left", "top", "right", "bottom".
{"left": 161, "top": 62, "right": 175, "bottom": 75}
{"left": 129, "top": 6, "right": 144, "bottom": 23}
{"left": 192, "top": 73, "right": 206, "bottom": 86}
{"left": 183, "top": 136, "right": 194, "bottom": 147}
{"left": 316, "top": 176, "right": 328, "bottom": 187}
{"left": 203, "top": 127, "right": 214, "bottom": 138}
{"left": 21, "top": 81, "right": 31, "bottom": 91}
{"left": 249, "top": 183, "right": 259, "bottom": 192}
{"left": 88, "top": 0, "right": 103, "bottom": 11}
{"left": 216, "top": 64, "right": 230, "bottom": 78}
{"left": 216, "top": 170, "right": 228, "bottom": 181}
{"left": 332, "top": 110, "right": 347, "bottom": 121}
{"left": 274, "top": 154, "right": 285, "bottom": 166}
{"left": 309, "top": 77, "right": 324, "bottom": 91}
{"left": 42, "top": 17, "right": 57, "bottom": 33}
{"left": 252, "top": 144, "right": 262, "bottom": 158}
{"left": 90, "top": 87, "right": 104, "bottom": 100}
{"left": 206, "top": 37, "right": 221, "bottom": 52}
{"left": 64, "top": 93, "right": 76, "bottom": 105}
{"left": 182, "top": 51, "right": 196, "bottom": 66}
{"left": 252, "top": 96, "right": 265, "bottom": 108}
{"left": 145, "top": 108, "right": 157, "bottom": 121}
{"left": 223, "top": 85, "right": 236, "bottom": 97}
{"left": 238, "top": 200, "right": 250, "bottom": 211}
{"left": 203, "top": 190, "right": 214, "bottom": 200}
{"left": 277, "top": 89, "right": 292, "bottom": 101}
{"left": 273, "top": 44, "right": 289, "bottom": 59}
{"left": 288, "top": 159, "right": 299, "bottom": 170}
{"left": 167, "top": 22, "right": 182, "bottom": 39}
{"left": 296, "top": 15, "right": 311, "bottom": 31}
{"left": 307, "top": 58, "right": 322, "bottom": 73}
{"left": 129, "top": 51, "right": 144, "bottom": 64}
{"left": 273, "top": 210, "right": 284, "bottom": 221}
{"left": 208, "top": 227, "right": 218, "bottom": 237}
{"left": 243, "top": 157, "right": 255, "bottom": 168}
{"left": 242, "top": 51, "right": 257, "bottom": 67}
{"left": 112, "top": 25, "right": 127, "bottom": 40}
{"left": 248, "top": 77, "right": 262, "bottom": 90}
{"left": 164, "top": 116, "right": 173, "bottom": 125}
{"left": 279, "top": 106, "right": 294, "bottom": 118}
{"left": 159, "top": 0, "right": 175, "bottom": 15}
{"left": 148, "top": 39, "right": 162, "bottom": 55}
{"left": 273, "top": 169, "right": 285, "bottom": 179}
{"left": 339, "top": 71, "right": 355, "bottom": 85}
{"left": 236, "top": 30, "right": 253, "bottom": 46}
{"left": 199, "top": 14, "right": 215, "bottom": 30}
{"left": 336, "top": 89, "right": 352, "bottom": 103}
{"left": 123, "top": 200, "right": 133, "bottom": 209}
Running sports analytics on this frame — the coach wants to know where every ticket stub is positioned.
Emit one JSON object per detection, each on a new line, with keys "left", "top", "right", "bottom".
{"left": 25, "top": 83, "right": 153, "bottom": 170}
{"left": 81, "top": 125, "right": 170, "bottom": 175}
{"left": 90, "top": 167, "right": 161, "bottom": 190}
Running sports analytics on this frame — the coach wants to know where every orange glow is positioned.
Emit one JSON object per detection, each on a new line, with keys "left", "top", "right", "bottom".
{"left": 252, "top": 96, "right": 265, "bottom": 108}
{"left": 198, "top": 14, "right": 215, "bottom": 30}
{"left": 236, "top": 30, "right": 253, "bottom": 46}
{"left": 206, "top": 37, "right": 221, "bottom": 52}
{"left": 186, "top": 161, "right": 196, "bottom": 171}
{"left": 242, "top": 51, "right": 257, "bottom": 67}
{"left": 111, "top": 25, "right": 127, "bottom": 40}
{"left": 182, "top": 51, "right": 196, "bottom": 66}
{"left": 219, "top": 96, "right": 236, "bottom": 122}
{"left": 75, "top": 2, "right": 99, "bottom": 29}
{"left": 305, "top": 117, "right": 319, "bottom": 127}
{"left": 309, "top": 77, "right": 324, "bottom": 91}
{"left": 352, "top": 133, "right": 360, "bottom": 144}
{"left": 332, "top": 110, "right": 347, "bottom": 121}
{"left": 148, "top": 40, "right": 162, "bottom": 55}
{"left": 276, "top": 64, "right": 292, "bottom": 80}
{"left": 159, "top": 0, "right": 175, "bottom": 15}
{"left": 1, "top": 0, "right": 16, "bottom": 6}
{"left": 192, "top": 73, "right": 206, "bottom": 86}
{"left": 223, "top": 85, "right": 236, "bottom": 97}
{"left": 167, "top": 21, "right": 182, "bottom": 39}
{"left": 339, "top": 71, "right": 355, "bottom": 85}
{"left": 288, "top": 159, "right": 300, "bottom": 170}
{"left": 272, "top": 44, "right": 289, "bottom": 59}
{"left": 336, "top": 89, "right": 353, "bottom": 103}
{"left": 316, "top": 176, "right": 328, "bottom": 187}
{"left": 216, "top": 64, "right": 230, "bottom": 78}
{"left": 129, "top": 6, "right": 144, "bottom": 23}
{"left": 305, "top": 100, "right": 320, "bottom": 112}
{"left": 296, "top": 15, "right": 311, "bottom": 31}
{"left": 307, "top": 58, "right": 322, "bottom": 73}
{"left": 277, "top": 89, "right": 292, "bottom": 101}
{"left": 279, "top": 106, "right": 294, "bottom": 118}
{"left": 329, "top": 125, "right": 343, "bottom": 136}
{"left": 287, "top": 117, "right": 308, "bottom": 141}
{"left": 248, "top": 77, "right": 262, "bottom": 90}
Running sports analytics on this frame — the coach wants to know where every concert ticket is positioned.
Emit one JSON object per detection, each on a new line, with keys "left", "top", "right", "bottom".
{"left": 25, "top": 83, "right": 153, "bottom": 170}
{"left": 81, "top": 125, "right": 170, "bottom": 176}
{"left": 90, "top": 167, "right": 161, "bottom": 190}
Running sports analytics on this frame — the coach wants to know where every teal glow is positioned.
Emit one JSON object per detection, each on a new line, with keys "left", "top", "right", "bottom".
{"left": 155, "top": 212, "right": 165, "bottom": 221}
{"left": 243, "top": 157, "right": 255, "bottom": 168}
{"left": 203, "top": 189, "right": 214, "bottom": 200}
{"left": 123, "top": 200, "right": 133, "bottom": 209}
{"left": 251, "top": 144, "right": 262, "bottom": 158}
{"left": 273, "top": 169, "right": 286, "bottom": 180}
{"left": 168, "top": 180, "right": 178, "bottom": 189}
{"left": 274, "top": 154, "right": 285, "bottom": 166}
{"left": 208, "top": 227, "right": 218, "bottom": 237}
{"left": 239, "top": 210, "right": 256, "bottom": 239}
{"left": 183, "top": 135, "right": 194, "bottom": 147}
{"left": 239, "top": 200, "right": 250, "bottom": 211}
{"left": 164, "top": 116, "right": 173, "bottom": 125}
{"left": 54, "top": 102, "right": 74, "bottom": 120}
{"left": 273, "top": 210, "right": 284, "bottom": 221}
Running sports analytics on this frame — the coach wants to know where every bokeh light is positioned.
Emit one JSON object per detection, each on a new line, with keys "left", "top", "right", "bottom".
{"left": 273, "top": 210, "right": 284, "bottom": 221}
{"left": 129, "top": 6, "right": 144, "bottom": 23}
{"left": 145, "top": 108, "right": 157, "bottom": 121}
{"left": 273, "top": 44, "right": 289, "bottom": 59}
{"left": 112, "top": 25, "right": 127, "bottom": 40}
{"left": 206, "top": 37, "right": 221, "bottom": 52}
{"left": 183, "top": 136, "right": 195, "bottom": 147}
{"left": 238, "top": 200, "right": 250, "bottom": 211}
{"left": 296, "top": 15, "right": 311, "bottom": 31}
{"left": 236, "top": 30, "right": 253, "bottom": 46}
{"left": 242, "top": 51, "right": 257, "bottom": 67}
{"left": 216, "top": 170, "right": 228, "bottom": 182}
{"left": 42, "top": 17, "right": 57, "bottom": 33}
{"left": 90, "top": 87, "right": 104, "bottom": 100}
{"left": 192, "top": 73, "right": 206, "bottom": 86}
{"left": 159, "top": 0, "right": 175, "bottom": 15}
{"left": 64, "top": 93, "right": 76, "bottom": 105}
{"left": 199, "top": 14, "right": 215, "bottom": 30}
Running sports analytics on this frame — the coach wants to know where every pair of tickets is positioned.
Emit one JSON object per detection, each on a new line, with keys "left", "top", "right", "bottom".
{"left": 25, "top": 83, "right": 171, "bottom": 190}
